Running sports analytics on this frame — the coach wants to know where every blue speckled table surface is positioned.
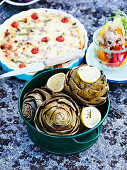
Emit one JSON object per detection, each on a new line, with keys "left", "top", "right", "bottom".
{"left": 0, "top": 0, "right": 127, "bottom": 170}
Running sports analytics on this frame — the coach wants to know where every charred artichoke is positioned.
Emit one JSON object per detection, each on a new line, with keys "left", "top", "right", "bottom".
{"left": 64, "top": 65, "right": 109, "bottom": 106}
{"left": 22, "top": 87, "right": 53, "bottom": 121}
{"left": 34, "top": 93, "right": 80, "bottom": 136}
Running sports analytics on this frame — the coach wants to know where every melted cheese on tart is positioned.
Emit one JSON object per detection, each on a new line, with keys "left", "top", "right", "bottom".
{"left": 0, "top": 11, "right": 85, "bottom": 68}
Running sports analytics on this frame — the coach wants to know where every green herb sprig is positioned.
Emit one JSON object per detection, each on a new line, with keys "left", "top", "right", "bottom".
{"left": 110, "top": 9, "right": 127, "bottom": 35}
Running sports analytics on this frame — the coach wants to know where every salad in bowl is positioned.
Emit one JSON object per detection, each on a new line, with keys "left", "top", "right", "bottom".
{"left": 93, "top": 10, "right": 127, "bottom": 69}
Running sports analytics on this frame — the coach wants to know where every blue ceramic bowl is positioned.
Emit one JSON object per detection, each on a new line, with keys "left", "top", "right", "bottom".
{"left": 5, "top": 0, "right": 40, "bottom": 6}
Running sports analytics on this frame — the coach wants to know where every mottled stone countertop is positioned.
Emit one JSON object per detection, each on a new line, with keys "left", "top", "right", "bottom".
{"left": 0, "top": 0, "right": 127, "bottom": 170}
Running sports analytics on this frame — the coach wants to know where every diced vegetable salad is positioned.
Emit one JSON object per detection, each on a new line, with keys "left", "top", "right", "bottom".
{"left": 96, "top": 9, "right": 127, "bottom": 68}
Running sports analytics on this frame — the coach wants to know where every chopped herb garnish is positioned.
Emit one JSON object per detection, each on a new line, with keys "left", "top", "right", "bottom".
{"left": 60, "top": 33, "right": 66, "bottom": 37}
{"left": 18, "top": 20, "right": 25, "bottom": 22}
{"left": 1, "top": 41, "right": 6, "bottom": 44}
{"left": 18, "top": 33, "right": 29, "bottom": 36}
{"left": 72, "top": 22, "right": 76, "bottom": 25}
{"left": 24, "top": 55, "right": 33, "bottom": 58}
{"left": 89, "top": 110, "right": 92, "bottom": 118}
{"left": 21, "top": 27, "right": 37, "bottom": 30}
{"left": 13, "top": 60, "right": 23, "bottom": 63}
{"left": 71, "top": 26, "right": 78, "bottom": 28}
{"left": 43, "top": 19, "right": 51, "bottom": 24}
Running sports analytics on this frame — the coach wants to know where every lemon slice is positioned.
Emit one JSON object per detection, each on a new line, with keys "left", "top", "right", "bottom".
{"left": 81, "top": 107, "right": 101, "bottom": 128}
{"left": 47, "top": 72, "right": 65, "bottom": 92}
{"left": 78, "top": 65, "right": 101, "bottom": 83}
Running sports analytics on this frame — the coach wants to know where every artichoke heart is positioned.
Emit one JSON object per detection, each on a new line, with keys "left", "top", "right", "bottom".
{"left": 34, "top": 93, "right": 80, "bottom": 136}
{"left": 22, "top": 87, "right": 53, "bottom": 121}
{"left": 64, "top": 65, "right": 109, "bottom": 106}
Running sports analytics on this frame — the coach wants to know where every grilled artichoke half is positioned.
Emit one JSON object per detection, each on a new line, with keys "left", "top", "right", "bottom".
{"left": 64, "top": 65, "right": 109, "bottom": 106}
{"left": 22, "top": 87, "right": 53, "bottom": 121}
{"left": 34, "top": 93, "right": 80, "bottom": 136}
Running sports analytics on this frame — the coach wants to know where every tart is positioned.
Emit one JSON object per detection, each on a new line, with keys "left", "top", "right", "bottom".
{"left": 0, "top": 8, "right": 87, "bottom": 70}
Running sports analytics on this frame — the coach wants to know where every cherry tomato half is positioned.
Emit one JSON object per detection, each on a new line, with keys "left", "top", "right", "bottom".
{"left": 41, "top": 37, "right": 50, "bottom": 42}
{"left": 31, "top": 47, "right": 39, "bottom": 54}
{"left": 19, "top": 63, "right": 26, "bottom": 68}
{"left": 24, "top": 18, "right": 27, "bottom": 23}
{"left": 11, "top": 21, "right": 19, "bottom": 28}
{"left": 115, "top": 44, "right": 122, "bottom": 51}
{"left": 0, "top": 44, "right": 7, "bottom": 50}
{"left": 53, "top": 64, "right": 62, "bottom": 68}
{"left": 31, "top": 12, "right": 39, "bottom": 20}
{"left": 61, "top": 17, "right": 69, "bottom": 23}
{"left": 56, "top": 36, "right": 64, "bottom": 42}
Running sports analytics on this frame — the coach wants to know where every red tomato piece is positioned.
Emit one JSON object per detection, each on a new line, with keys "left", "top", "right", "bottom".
{"left": 11, "top": 21, "right": 19, "bottom": 28}
{"left": 19, "top": 63, "right": 26, "bottom": 68}
{"left": 8, "top": 44, "right": 13, "bottom": 50}
{"left": 56, "top": 36, "right": 64, "bottom": 42}
{"left": 115, "top": 44, "right": 122, "bottom": 51}
{"left": 41, "top": 37, "right": 50, "bottom": 42}
{"left": 31, "top": 13, "right": 39, "bottom": 20}
{"left": 24, "top": 18, "right": 27, "bottom": 23}
{"left": 61, "top": 17, "right": 69, "bottom": 23}
{"left": 31, "top": 47, "right": 39, "bottom": 54}
{"left": 53, "top": 64, "right": 62, "bottom": 68}
{"left": 109, "top": 49, "right": 119, "bottom": 67}
{"left": 0, "top": 44, "right": 7, "bottom": 50}
{"left": 112, "top": 53, "right": 118, "bottom": 63}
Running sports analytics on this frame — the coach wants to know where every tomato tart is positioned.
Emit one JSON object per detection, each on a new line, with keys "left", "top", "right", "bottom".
{"left": 0, "top": 9, "right": 88, "bottom": 78}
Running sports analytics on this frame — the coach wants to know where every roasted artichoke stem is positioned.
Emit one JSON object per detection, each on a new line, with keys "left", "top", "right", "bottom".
{"left": 22, "top": 87, "right": 53, "bottom": 121}
{"left": 34, "top": 93, "right": 80, "bottom": 136}
{"left": 64, "top": 65, "right": 109, "bottom": 106}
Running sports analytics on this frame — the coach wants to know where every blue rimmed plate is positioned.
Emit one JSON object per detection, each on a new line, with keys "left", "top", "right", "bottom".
{"left": 5, "top": 0, "right": 40, "bottom": 6}
{"left": 86, "top": 42, "right": 127, "bottom": 83}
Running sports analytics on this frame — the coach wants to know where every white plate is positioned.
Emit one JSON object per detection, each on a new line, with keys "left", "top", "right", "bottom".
{"left": 86, "top": 42, "right": 127, "bottom": 83}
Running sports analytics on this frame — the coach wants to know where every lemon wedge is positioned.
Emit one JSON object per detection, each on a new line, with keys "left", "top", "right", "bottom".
{"left": 47, "top": 72, "right": 66, "bottom": 92}
{"left": 100, "top": 21, "right": 112, "bottom": 37}
{"left": 78, "top": 65, "right": 101, "bottom": 83}
{"left": 81, "top": 107, "right": 101, "bottom": 128}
